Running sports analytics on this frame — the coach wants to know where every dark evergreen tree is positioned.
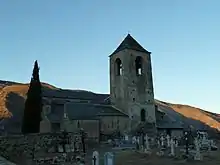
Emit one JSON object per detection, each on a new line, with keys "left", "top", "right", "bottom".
{"left": 22, "top": 60, "right": 42, "bottom": 134}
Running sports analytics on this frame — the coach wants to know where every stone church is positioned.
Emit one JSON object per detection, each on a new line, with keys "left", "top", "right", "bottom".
{"left": 40, "top": 34, "right": 183, "bottom": 141}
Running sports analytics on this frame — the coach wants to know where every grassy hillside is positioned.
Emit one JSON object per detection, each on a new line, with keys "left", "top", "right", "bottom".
{"left": 0, "top": 82, "right": 57, "bottom": 118}
{"left": 0, "top": 82, "right": 219, "bottom": 133}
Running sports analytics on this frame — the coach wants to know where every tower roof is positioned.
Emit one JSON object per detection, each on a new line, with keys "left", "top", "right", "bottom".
{"left": 110, "top": 34, "right": 150, "bottom": 56}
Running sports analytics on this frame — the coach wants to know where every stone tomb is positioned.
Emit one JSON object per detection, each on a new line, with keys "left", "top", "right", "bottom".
{"left": 92, "top": 151, "right": 99, "bottom": 165}
{"left": 104, "top": 152, "right": 114, "bottom": 165}
{"left": 194, "top": 138, "right": 203, "bottom": 161}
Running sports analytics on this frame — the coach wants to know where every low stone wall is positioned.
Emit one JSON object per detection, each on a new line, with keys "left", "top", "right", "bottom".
{"left": 0, "top": 132, "right": 82, "bottom": 164}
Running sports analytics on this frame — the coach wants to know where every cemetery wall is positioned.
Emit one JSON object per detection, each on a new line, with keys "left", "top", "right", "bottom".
{"left": 100, "top": 116, "right": 129, "bottom": 134}
{"left": 0, "top": 132, "right": 81, "bottom": 162}
{"left": 63, "top": 119, "right": 100, "bottom": 141}
{"left": 170, "top": 129, "right": 183, "bottom": 137}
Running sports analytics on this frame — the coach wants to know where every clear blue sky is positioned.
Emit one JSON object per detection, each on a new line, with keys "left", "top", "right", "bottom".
{"left": 0, "top": 1, "right": 219, "bottom": 113}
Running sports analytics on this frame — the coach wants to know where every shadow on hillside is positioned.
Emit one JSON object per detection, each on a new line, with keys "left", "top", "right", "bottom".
{"left": 4, "top": 92, "right": 25, "bottom": 134}
{"left": 157, "top": 103, "right": 220, "bottom": 139}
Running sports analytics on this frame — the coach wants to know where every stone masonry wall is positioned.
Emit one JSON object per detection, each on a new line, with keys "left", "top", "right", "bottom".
{"left": 110, "top": 49, "right": 156, "bottom": 124}
{"left": 0, "top": 132, "right": 82, "bottom": 164}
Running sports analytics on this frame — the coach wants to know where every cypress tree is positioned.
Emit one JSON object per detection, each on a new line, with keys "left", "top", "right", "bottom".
{"left": 22, "top": 60, "right": 42, "bottom": 134}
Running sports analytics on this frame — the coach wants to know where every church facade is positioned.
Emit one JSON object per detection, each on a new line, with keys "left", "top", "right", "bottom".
{"left": 40, "top": 34, "right": 183, "bottom": 141}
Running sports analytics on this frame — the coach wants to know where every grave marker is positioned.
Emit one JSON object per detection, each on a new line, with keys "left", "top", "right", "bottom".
{"left": 194, "top": 138, "right": 202, "bottom": 161}
{"left": 125, "top": 134, "right": 129, "bottom": 141}
{"left": 170, "top": 139, "right": 175, "bottom": 156}
{"left": 166, "top": 135, "right": 170, "bottom": 147}
{"left": 160, "top": 136, "right": 164, "bottom": 147}
{"left": 174, "top": 137, "right": 178, "bottom": 147}
{"left": 145, "top": 134, "right": 150, "bottom": 150}
{"left": 58, "top": 145, "right": 64, "bottom": 153}
{"left": 92, "top": 151, "right": 99, "bottom": 165}
{"left": 184, "top": 132, "right": 189, "bottom": 155}
{"left": 132, "top": 136, "right": 136, "bottom": 144}
{"left": 104, "top": 152, "right": 114, "bottom": 165}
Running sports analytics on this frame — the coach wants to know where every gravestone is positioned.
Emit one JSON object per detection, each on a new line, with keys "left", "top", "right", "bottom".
{"left": 58, "top": 145, "right": 64, "bottom": 153}
{"left": 92, "top": 151, "right": 99, "bottom": 165}
{"left": 125, "top": 134, "right": 129, "bottom": 141}
{"left": 71, "top": 142, "right": 75, "bottom": 152}
{"left": 157, "top": 140, "right": 160, "bottom": 147}
{"left": 145, "top": 134, "right": 150, "bottom": 150}
{"left": 166, "top": 135, "right": 170, "bottom": 147}
{"left": 184, "top": 132, "right": 189, "bottom": 155}
{"left": 210, "top": 140, "right": 218, "bottom": 150}
{"left": 136, "top": 137, "right": 140, "bottom": 150}
{"left": 194, "top": 138, "right": 202, "bottom": 161}
{"left": 104, "top": 152, "right": 114, "bottom": 165}
{"left": 160, "top": 136, "right": 165, "bottom": 148}
{"left": 132, "top": 136, "right": 136, "bottom": 144}
{"left": 64, "top": 144, "right": 71, "bottom": 153}
{"left": 174, "top": 137, "right": 178, "bottom": 147}
{"left": 170, "top": 139, "right": 175, "bottom": 156}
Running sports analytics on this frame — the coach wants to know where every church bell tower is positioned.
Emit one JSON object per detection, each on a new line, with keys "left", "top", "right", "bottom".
{"left": 109, "top": 34, "right": 156, "bottom": 128}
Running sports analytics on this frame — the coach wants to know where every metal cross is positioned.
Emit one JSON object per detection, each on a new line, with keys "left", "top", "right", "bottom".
{"left": 93, "top": 156, "right": 96, "bottom": 165}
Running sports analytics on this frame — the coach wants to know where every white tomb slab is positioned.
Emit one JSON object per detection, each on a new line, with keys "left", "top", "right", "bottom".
{"left": 104, "top": 152, "right": 114, "bottom": 165}
{"left": 92, "top": 151, "right": 99, "bottom": 165}
{"left": 170, "top": 139, "right": 175, "bottom": 156}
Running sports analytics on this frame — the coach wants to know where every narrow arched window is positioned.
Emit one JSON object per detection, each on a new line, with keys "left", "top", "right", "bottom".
{"left": 77, "top": 121, "right": 80, "bottom": 128}
{"left": 135, "top": 56, "right": 142, "bottom": 75}
{"left": 141, "top": 109, "right": 146, "bottom": 122}
{"left": 115, "top": 58, "right": 122, "bottom": 76}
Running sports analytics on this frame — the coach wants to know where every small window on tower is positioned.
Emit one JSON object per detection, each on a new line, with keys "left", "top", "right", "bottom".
{"left": 77, "top": 121, "right": 80, "bottom": 128}
{"left": 115, "top": 58, "right": 122, "bottom": 76}
{"left": 141, "top": 109, "right": 146, "bottom": 122}
{"left": 135, "top": 56, "right": 143, "bottom": 76}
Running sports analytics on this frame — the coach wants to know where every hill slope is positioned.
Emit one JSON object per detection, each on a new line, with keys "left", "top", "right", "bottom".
{"left": 0, "top": 81, "right": 219, "bottom": 133}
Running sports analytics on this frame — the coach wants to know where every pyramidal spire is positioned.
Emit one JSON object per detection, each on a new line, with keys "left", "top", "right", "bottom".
{"left": 110, "top": 34, "right": 150, "bottom": 56}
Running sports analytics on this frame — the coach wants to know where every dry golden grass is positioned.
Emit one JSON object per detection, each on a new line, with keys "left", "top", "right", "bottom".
{"left": 170, "top": 104, "right": 220, "bottom": 130}
{"left": 0, "top": 83, "right": 56, "bottom": 119}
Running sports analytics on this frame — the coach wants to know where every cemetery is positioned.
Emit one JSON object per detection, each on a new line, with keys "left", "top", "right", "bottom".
{"left": 0, "top": 128, "right": 220, "bottom": 165}
{"left": 88, "top": 131, "right": 220, "bottom": 165}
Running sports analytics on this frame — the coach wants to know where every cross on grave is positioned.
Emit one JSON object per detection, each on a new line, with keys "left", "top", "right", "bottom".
{"left": 184, "top": 132, "right": 189, "bottom": 155}
{"left": 93, "top": 156, "right": 97, "bottom": 165}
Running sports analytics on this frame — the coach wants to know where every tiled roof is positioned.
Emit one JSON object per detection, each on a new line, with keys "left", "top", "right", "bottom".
{"left": 42, "top": 88, "right": 108, "bottom": 103}
{"left": 48, "top": 103, "right": 128, "bottom": 122}
{"left": 43, "top": 89, "right": 209, "bottom": 130}
{"left": 110, "top": 34, "right": 150, "bottom": 56}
